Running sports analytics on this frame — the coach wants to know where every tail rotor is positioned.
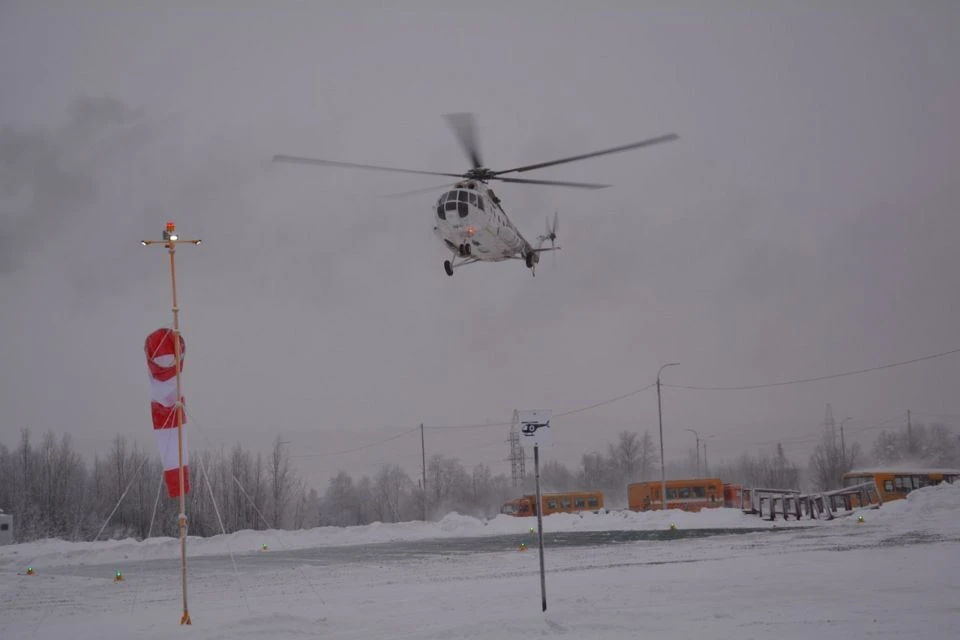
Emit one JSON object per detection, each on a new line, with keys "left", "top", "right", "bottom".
{"left": 546, "top": 211, "right": 558, "bottom": 267}
{"left": 533, "top": 211, "right": 560, "bottom": 273}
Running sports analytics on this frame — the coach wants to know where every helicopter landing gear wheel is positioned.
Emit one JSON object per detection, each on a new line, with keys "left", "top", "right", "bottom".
{"left": 525, "top": 253, "right": 534, "bottom": 269}
{"left": 444, "top": 260, "right": 454, "bottom": 276}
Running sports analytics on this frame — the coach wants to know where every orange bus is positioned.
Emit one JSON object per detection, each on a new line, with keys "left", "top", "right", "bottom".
{"left": 841, "top": 468, "right": 960, "bottom": 502}
{"left": 500, "top": 490, "right": 604, "bottom": 517}
{"left": 722, "top": 483, "right": 744, "bottom": 508}
{"left": 627, "top": 478, "right": 724, "bottom": 512}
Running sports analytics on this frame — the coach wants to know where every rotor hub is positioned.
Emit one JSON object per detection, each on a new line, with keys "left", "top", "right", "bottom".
{"left": 465, "top": 168, "right": 495, "bottom": 182}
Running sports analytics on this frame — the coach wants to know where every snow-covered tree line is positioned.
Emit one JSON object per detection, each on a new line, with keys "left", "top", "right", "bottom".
{"left": 0, "top": 428, "right": 661, "bottom": 541}
{"left": 0, "top": 423, "right": 957, "bottom": 542}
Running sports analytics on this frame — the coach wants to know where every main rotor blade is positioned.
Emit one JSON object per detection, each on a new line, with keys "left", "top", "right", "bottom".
{"left": 378, "top": 183, "right": 454, "bottom": 198}
{"left": 492, "top": 176, "right": 610, "bottom": 189}
{"left": 444, "top": 112, "right": 483, "bottom": 169}
{"left": 492, "top": 133, "right": 679, "bottom": 176}
{"left": 273, "top": 155, "right": 465, "bottom": 179}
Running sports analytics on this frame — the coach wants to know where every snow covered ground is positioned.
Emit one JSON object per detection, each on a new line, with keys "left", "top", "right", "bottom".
{"left": 2, "top": 484, "right": 959, "bottom": 639}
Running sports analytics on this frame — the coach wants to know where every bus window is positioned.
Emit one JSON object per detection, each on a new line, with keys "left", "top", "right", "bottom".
{"left": 894, "top": 476, "right": 916, "bottom": 492}
{"left": 844, "top": 476, "right": 871, "bottom": 488}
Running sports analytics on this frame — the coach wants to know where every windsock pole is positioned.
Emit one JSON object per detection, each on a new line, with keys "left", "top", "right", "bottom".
{"left": 142, "top": 221, "right": 201, "bottom": 625}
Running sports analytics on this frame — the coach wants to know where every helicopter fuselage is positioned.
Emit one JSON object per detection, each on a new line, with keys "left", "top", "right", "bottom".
{"left": 432, "top": 181, "right": 533, "bottom": 264}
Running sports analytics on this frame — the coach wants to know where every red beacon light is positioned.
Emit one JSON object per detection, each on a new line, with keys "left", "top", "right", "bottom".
{"left": 163, "top": 220, "right": 179, "bottom": 242}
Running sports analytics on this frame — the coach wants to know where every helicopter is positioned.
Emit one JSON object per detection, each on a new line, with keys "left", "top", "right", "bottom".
{"left": 273, "top": 114, "right": 678, "bottom": 277}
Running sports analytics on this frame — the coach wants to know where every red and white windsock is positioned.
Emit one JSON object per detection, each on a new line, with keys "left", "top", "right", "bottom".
{"left": 145, "top": 328, "right": 190, "bottom": 498}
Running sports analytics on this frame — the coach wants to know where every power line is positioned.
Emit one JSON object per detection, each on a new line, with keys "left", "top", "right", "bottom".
{"left": 181, "top": 342, "right": 960, "bottom": 462}
{"left": 664, "top": 346, "right": 960, "bottom": 391}
{"left": 911, "top": 411, "right": 960, "bottom": 422}
{"left": 737, "top": 414, "right": 906, "bottom": 448}
{"left": 294, "top": 426, "right": 420, "bottom": 458}
{"left": 556, "top": 383, "right": 657, "bottom": 418}
{"left": 424, "top": 383, "right": 658, "bottom": 430}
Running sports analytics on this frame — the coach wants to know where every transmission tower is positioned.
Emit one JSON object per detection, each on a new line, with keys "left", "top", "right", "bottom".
{"left": 508, "top": 410, "right": 527, "bottom": 487}
{"left": 824, "top": 403, "right": 836, "bottom": 440}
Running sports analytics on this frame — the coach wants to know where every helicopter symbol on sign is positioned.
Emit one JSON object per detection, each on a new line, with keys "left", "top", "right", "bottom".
{"left": 516, "top": 409, "right": 553, "bottom": 446}
{"left": 520, "top": 420, "right": 550, "bottom": 435}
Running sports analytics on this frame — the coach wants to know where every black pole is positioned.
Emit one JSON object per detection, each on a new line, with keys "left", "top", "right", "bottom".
{"left": 421, "top": 423, "right": 427, "bottom": 521}
{"left": 534, "top": 443, "right": 546, "bottom": 612}
{"left": 657, "top": 376, "right": 666, "bottom": 510}
{"left": 687, "top": 429, "right": 700, "bottom": 478}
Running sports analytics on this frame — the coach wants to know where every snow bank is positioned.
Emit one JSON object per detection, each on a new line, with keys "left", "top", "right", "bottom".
{"left": 850, "top": 480, "right": 960, "bottom": 536}
{"left": 16, "top": 487, "right": 959, "bottom": 571}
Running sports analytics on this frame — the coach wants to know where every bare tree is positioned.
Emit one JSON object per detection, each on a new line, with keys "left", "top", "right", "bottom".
{"left": 0, "top": 443, "right": 12, "bottom": 518}
{"left": 809, "top": 431, "right": 859, "bottom": 491}
{"left": 373, "top": 464, "right": 412, "bottom": 522}
{"left": 870, "top": 422, "right": 958, "bottom": 468}
{"left": 608, "top": 431, "right": 641, "bottom": 482}
{"left": 577, "top": 452, "right": 608, "bottom": 492}
{"left": 322, "top": 471, "right": 357, "bottom": 526}
{"left": 637, "top": 431, "right": 657, "bottom": 481}
{"left": 540, "top": 460, "right": 573, "bottom": 491}
{"left": 269, "top": 435, "right": 293, "bottom": 529}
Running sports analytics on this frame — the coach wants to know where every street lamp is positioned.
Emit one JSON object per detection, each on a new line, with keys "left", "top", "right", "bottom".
{"left": 656, "top": 362, "right": 680, "bottom": 511}
{"left": 685, "top": 428, "right": 701, "bottom": 477}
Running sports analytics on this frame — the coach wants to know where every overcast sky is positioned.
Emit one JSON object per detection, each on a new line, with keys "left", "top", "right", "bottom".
{"left": 2, "top": 1, "right": 959, "bottom": 491}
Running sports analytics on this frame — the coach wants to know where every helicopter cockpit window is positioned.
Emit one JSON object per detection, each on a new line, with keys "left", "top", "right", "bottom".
{"left": 476, "top": 196, "right": 484, "bottom": 211}
{"left": 445, "top": 191, "right": 458, "bottom": 202}
{"left": 445, "top": 200, "right": 458, "bottom": 212}
{"left": 468, "top": 192, "right": 477, "bottom": 207}
{"left": 458, "top": 190, "right": 469, "bottom": 202}
{"left": 436, "top": 204, "right": 446, "bottom": 220}
{"left": 458, "top": 201, "right": 468, "bottom": 217}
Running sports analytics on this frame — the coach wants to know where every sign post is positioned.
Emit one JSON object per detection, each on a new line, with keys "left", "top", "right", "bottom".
{"left": 517, "top": 409, "right": 552, "bottom": 612}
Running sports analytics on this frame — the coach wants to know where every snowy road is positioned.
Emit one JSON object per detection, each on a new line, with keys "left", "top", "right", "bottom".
{"left": 2, "top": 487, "right": 959, "bottom": 639}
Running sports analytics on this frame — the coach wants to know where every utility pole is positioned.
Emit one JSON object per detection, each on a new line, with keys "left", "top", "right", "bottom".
{"left": 700, "top": 435, "right": 716, "bottom": 476}
{"left": 656, "top": 363, "right": 680, "bottom": 510}
{"left": 907, "top": 409, "right": 913, "bottom": 455}
{"left": 839, "top": 417, "right": 852, "bottom": 462}
{"left": 420, "top": 423, "right": 427, "bottom": 521}
{"left": 685, "top": 428, "right": 700, "bottom": 477}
